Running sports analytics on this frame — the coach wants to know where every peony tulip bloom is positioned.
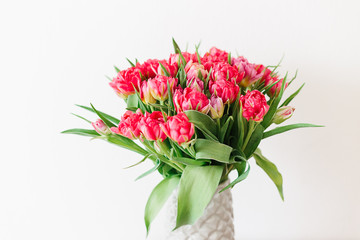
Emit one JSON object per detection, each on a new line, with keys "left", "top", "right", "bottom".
{"left": 209, "top": 96, "right": 224, "bottom": 119}
{"left": 160, "top": 113, "right": 195, "bottom": 145}
{"left": 209, "top": 79, "right": 240, "bottom": 104}
{"left": 169, "top": 52, "right": 198, "bottom": 66}
{"left": 240, "top": 90, "right": 269, "bottom": 122}
{"left": 202, "top": 47, "right": 229, "bottom": 71}
{"left": 109, "top": 67, "right": 142, "bottom": 99}
{"left": 140, "top": 81, "right": 156, "bottom": 104}
{"left": 186, "top": 77, "right": 204, "bottom": 92}
{"left": 111, "top": 109, "right": 143, "bottom": 139}
{"left": 211, "top": 62, "right": 244, "bottom": 84}
{"left": 273, "top": 106, "right": 295, "bottom": 124}
{"left": 173, "top": 88, "right": 210, "bottom": 114}
{"left": 232, "top": 57, "right": 263, "bottom": 87}
{"left": 92, "top": 119, "right": 111, "bottom": 135}
{"left": 138, "top": 111, "right": 167, "bottom": 141}
{"left": 157, "top": 60, "right": 178, "bottom": 77}
{"left": 185, "top": 60, "right": 207, "bottom": 80}
{"left": 147, "top": 75, "right": 178, "bottom": 101}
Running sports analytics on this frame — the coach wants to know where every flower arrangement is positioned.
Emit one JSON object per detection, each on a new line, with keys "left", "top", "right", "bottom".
{"left": 63, "top": 39, "right": 322, "bottom": 233}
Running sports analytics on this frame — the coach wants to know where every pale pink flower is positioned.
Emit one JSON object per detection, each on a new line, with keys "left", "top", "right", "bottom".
{"left": 140, "top": 81, "right": 156, "bottom": 104}
{"left": 232, "top": 57, "right": 264, "bottom": 87}
{"left": 92, "top": 119, "right": 111, "bottom": 135}
{"left": 169, "top": 52, "right": 198, "bottom": 65}
{"left": 273, "top": 106, "right": 295, "bottom": 124}
{"left": 185, "top": 60, "right": 207, "bottom": 80}
{"left": 147, "top": 75, "right": 178, "bottom": 101}
{"left": 209, "top": 96, "right": 224, "bottom": 119}
{"left": 186, "top": 77, "right": 204, "bottom": 92}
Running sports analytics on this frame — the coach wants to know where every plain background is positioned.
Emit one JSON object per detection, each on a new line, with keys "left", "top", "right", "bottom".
{"left": 1, "top": 0, "right": 359, "bottom": 239}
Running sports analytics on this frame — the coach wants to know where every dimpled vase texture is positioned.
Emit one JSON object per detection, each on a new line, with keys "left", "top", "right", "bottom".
{"left": 165, "top": 180, "right": 234, "bottom": 240}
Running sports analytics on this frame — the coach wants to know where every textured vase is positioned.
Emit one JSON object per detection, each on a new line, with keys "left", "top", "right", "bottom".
{"left": 162, "top": 179, "right": 235, "bottom": 240}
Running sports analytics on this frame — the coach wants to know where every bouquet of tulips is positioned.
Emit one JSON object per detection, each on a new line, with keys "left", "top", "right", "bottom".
{"left": 63, "top": 39, "right": 321, "bottom": 233}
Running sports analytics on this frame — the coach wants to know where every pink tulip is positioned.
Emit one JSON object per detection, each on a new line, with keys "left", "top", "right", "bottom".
{"left": 186, "top": 77, "right": 204, "bottom": 92}
{"left": 137, "top": 59, "right": 160, "bottom": 79}
{"left": 202, "top": 47, "right": 229, "bottom": 71}
{"left": 267, "top": 77, "right": 288, "bottom": 98}
{"left": 157, "top": 60, "right": 178, "bottom": 77}
{"left": 232, "top": 57, "right": 263, "bottom": 87}
{"left": 185, "top": 60, "right": 207, "bottom": 80}
{"left": 140, "top": 81, "right": 156, "bottom": 104}
{"left": 240, "top": 90, "right": 269, "bottom": 122}
{"left": 109, "top": 67, "right": 142, "bottom": 99}
{"left": 138, "top": 111, "right": 167, "bottom": 141}
{"left": 173, "top": 88, "right": 210, "bottom": 114}
{"left": 209, "top": 96, "right": 225, "bottom": 119}
{"left": 211, "top": 62, "right": 244, "bottom": 84}
{"left": 273, "top": 106, "right": 295, "bottom": 124}
{"left": 160, "top": 113, "right": 195, "bottom": 145}
{"left": 111, "top": 109, "right": 143, "bottom": 139}
{"left": 209, "top": 79, "right": 240, "bottom": 104}
{"left": 92, "top": 119, "right": 111, "bottom": 135}
{"left": 169, "top": 52, "right": 198, "bottom": 65}
{"left": 147, "top": 75, "right": 178, "bottom": 101}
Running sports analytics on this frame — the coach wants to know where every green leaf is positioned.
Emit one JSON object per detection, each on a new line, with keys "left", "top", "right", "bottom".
{"left": 167, "top": 80, "right": 175, "bottom": 112}
{"left": 126, "top": 58, "right": 135, "bottom": 67}
{"left": 219, "top": 116, "right": 233, "bottom": 143}
{"left": 71, "top": 113, "right": 91, "bottom": 124}
{"left": 61, "top": 128, "right": 100, "bottom": 137}
{"left": 172, "top": 38, "right": 181, "bottom": 54}
{"left": 220, "top": 161, "right": 250, "bottom": 192}
{"left": 123, "top": 154, "right": 152, "bottom": 169}
{"left": 75, "top": 104, "right": 120, "bottom": 124}
{"left": 243, "top": 124, "right": 265, "bottom": 158}
{"left": 158, "top": 61, "right": 171, "bottom": 77}
{"left": 106, "top": 134, "right": 148, "bottom": 156}
{"left": 263, "top": 123, "right": 324, "bottom": 139}
{"left": 145, "top": 175, "right": 180, "bottom": 235}
{"left": 114, "top": 65, "right": 121, "bottom": 73}
{"left": 228, "top": 52, "right": 232, "bottom": 65}
{"left": 90, "top": 103, "right": 116, "bottom": 128}
{"left": 135, "top": 159, "right": 162, "bottom": 181}
{"left": 126, "top": 94, "right": 139, "bottom": 110}
{"left": 185, "top": 110, "right": 217, "bottom": 136}
{"left": 195, "top": 43, "right": 202, "bottom": 64}
{"left": 172, "top": 157, "right": 209, "bottom": 166}
{"left": 280, "top": 83, "right": 305, "bottom": 107}
{"left": 253, "top": 149, "right": 284, "bottom": 200}
{"left": 195, "top": 139, "right": 233, "bottom": 163}
{"left": 175, "top": 165, "right": 224, "bottom": 229}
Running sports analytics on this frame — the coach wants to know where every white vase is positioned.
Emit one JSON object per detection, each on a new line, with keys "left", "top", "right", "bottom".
{"left": 160, "top": 179, "right": 235, "bottom": 240}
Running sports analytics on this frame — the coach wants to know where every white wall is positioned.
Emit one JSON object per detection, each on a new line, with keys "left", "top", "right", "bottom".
{"left": 1, "top": 0, "right": 359, "bottom": 239}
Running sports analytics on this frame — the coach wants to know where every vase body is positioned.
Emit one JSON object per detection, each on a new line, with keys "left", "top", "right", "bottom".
{"left": 160, "top": 179, "right": 234, "bottom": 240}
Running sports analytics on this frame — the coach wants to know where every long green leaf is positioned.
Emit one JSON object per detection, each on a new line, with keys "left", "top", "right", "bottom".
{"left": 123, "top": 154, "right": 151, "bottom": 169}
{"left": 144, "top": 175, "right": 180, "bottom": 235}
{"left": 76, "top": 104, "right": 120, "bottom": 124}
{"left": 135, "top": 159, "right": 162, "bottom": 181}
{"left": 243, "top": 124, "right": 265, "bottom": 158}
{"left": 253, "top": 149, "right": 284, "bottom": 200}
{"left": 220, "top": 116, "right": 233, "bottom": 143}
{"left": 90, "top": 103, "right": 116, "bottom": 128}
{"left": 172, "top": 157, "right": 209, "bottom": 166}
{"left": 195, "top": 139, "right": 233, "bottom": 163}
{"left": 61, "top": 128, "right": 100, "bottom": 137}
{"left": 175, "top": 165, "right": 224, "bottom": 229}
{"left": 185, "top": 110, "right": 217, "bottom": 136}
{"left": 220, "top": 161, "right": 250, "bottom": 192}
{"left": 263, "top": 123, "right": 324, "bottom": 139}
{"left": 106, "top": 134, "right": 148, "bottom": 156}
{"left": 280, "top": 83, "right": 305, "bottom": 107}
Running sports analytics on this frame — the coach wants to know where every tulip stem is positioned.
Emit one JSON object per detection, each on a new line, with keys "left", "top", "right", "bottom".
{"left": 242, "top": 121, "right": 255, "bottom": 151}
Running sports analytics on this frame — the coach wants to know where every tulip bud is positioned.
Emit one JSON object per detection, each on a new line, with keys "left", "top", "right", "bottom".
{"left": 140, "top": 81, "right": 156, "bottom": 104}
{"left": 209, "top": 96, "right": 224, "bottom": 119}
{"left": 92, "top": 119, "right": 111, "bottom": 135}
{"left": 272, "top": 106, "right": 295, "bottom": 124}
